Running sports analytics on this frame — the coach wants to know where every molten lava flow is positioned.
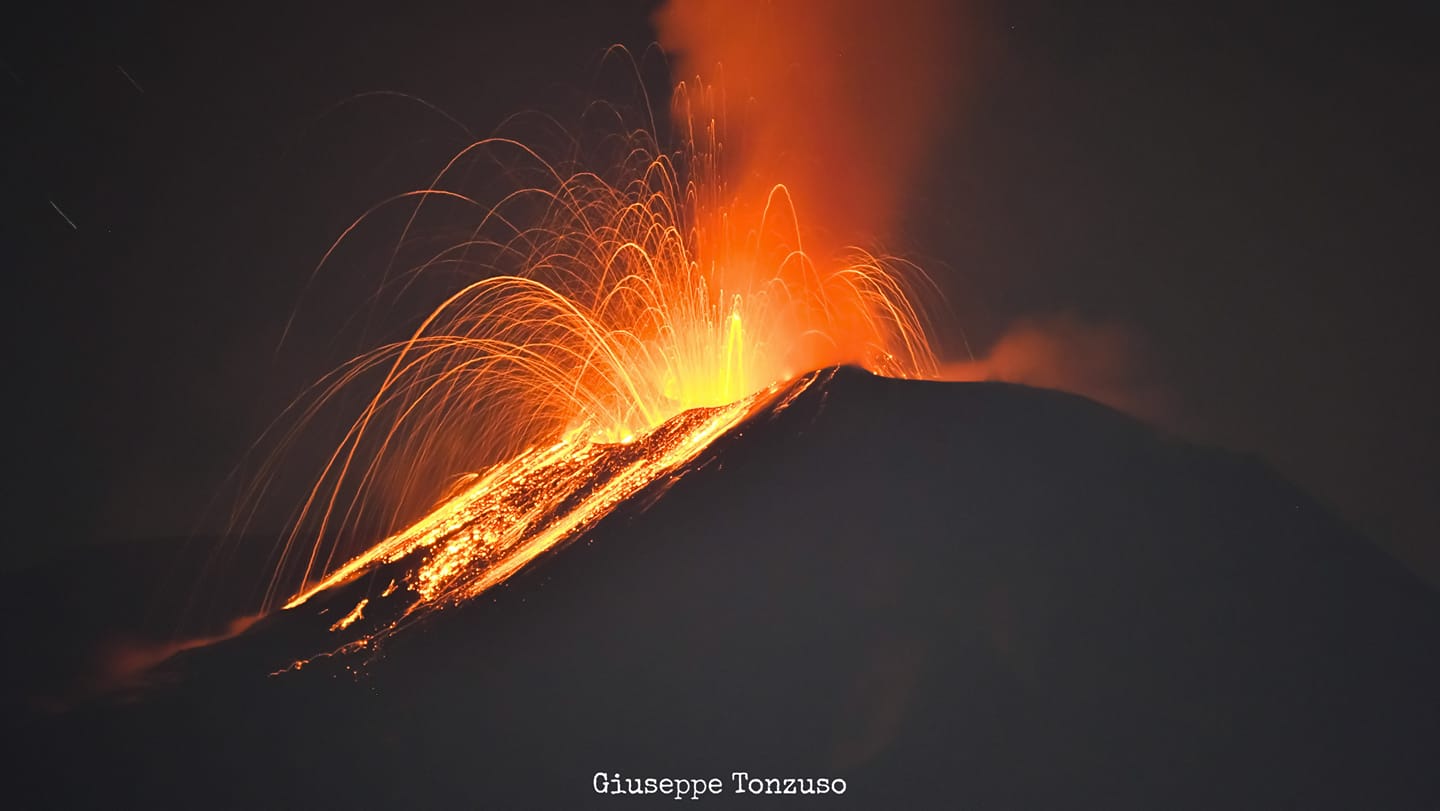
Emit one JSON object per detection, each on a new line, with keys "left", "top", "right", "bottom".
{"left": 284, "top": 386, "right": 777, "bottom": 612}
{"left": 269, "top": 369, "right": 850, "bottom": 676}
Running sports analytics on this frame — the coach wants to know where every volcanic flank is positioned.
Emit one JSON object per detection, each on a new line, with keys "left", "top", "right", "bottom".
{"left": 12, "top": 368, "right": 1440, "bottom": 807}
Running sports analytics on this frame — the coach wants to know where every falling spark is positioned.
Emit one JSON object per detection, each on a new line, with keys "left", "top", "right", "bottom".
{"left": 116, "top": 65, "right": 145, "bottom": 94}
{"left": 48, "top": 199, "right": 77, "bottom": 230}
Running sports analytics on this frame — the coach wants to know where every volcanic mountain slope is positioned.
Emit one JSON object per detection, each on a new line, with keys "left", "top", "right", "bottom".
{"left": 12, "top": 367, "right": 1440, "bottom": 808}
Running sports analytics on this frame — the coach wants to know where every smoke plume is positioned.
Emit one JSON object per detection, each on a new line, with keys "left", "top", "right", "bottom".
{"left": 655, "top": 0, "right": 970, "bottom": 252}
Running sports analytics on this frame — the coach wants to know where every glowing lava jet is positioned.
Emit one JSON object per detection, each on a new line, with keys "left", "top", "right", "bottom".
{"left": 232, "top": 21, "right": 954, "bottom": 659}
{"left": 238, "top": 75, "right": 944, "bottom": 660}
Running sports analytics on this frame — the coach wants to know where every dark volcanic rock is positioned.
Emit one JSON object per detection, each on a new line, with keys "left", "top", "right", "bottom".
{"left": 11, "top": 368, "right": 1439, "bottom": 808}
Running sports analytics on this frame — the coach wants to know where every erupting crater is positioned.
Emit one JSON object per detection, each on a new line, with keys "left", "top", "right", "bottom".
{"left": 238, "top": 74, "right": 945, "bottom": 667}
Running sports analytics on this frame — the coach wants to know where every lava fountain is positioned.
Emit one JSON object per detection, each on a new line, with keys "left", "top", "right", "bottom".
{"left": 228, "top": 1, "right": 963, "bottom": 661}
{"left": 247, "top": 92, "right": 941, "bottom": 645}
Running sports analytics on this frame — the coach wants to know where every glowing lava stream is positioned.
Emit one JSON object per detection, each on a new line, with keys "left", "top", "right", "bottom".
{"left": 281, "top": 373, "right": 812, "bottom": 636}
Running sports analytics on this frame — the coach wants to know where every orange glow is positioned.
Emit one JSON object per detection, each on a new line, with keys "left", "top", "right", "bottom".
{"left": 97, "top": 614, "right": 261, "bottom": 693}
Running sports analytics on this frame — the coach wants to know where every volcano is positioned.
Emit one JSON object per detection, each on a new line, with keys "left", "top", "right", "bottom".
{"left": 10, "top": 367, "right": 1439, "bottom": 807}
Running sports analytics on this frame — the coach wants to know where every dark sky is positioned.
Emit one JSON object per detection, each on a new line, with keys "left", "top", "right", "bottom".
{"left": 4, "top": 0, "right": 1437, "bottom": 581}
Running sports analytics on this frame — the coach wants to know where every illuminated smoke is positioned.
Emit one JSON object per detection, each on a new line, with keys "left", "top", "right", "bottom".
{"left": 655, "top": 0, "right": 969, "bottom": 253}
{"left": 944, "top": 315, "right": 1170, "bottom": 424}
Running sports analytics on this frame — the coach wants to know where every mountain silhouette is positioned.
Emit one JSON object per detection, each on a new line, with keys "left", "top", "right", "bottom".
{"left": 10, "top": 367, "right": 1438, "bottom": 808}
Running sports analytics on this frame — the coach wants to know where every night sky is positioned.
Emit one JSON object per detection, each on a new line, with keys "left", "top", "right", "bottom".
{"left": 5, "top": 0, "right": 1437, "bottom": 582}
